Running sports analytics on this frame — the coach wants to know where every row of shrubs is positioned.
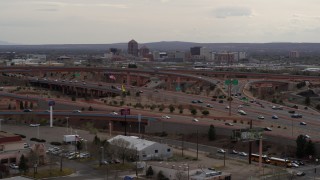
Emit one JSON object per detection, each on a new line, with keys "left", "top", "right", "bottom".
{"left": 30, "top": 138, "right": 46, "bottom": 142}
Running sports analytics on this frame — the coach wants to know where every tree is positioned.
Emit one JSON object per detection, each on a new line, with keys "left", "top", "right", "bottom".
{"left": 30, "top": 102, "right": 33, "bottom": 109}
{"left": 157, "top": 171, "right": 169, "bottom": 180}
{"left": 208, "top": 125, "right": 216, "bottom": 141}
{"left": 93, "top": 135, "right": 100, "bottom": 145}
{"left": 305, "top": 97, "right": 310, "bottom": 106}
{"left": 146, "top": 166, "right": 154, "bottom": 177}
{"left": 76, "top": 141, "right": 83, "bottom": 151}
{"left": 109, "top": 138, "right": 133, "bottom": 164}
{"left": 190, "top": 109, "right": 197, "bottom": 116}
{"left": 18, "top": 155, "right": 28, "bottom": 174}
{"left": 71, "top": 96, "right": 76, "bottom": 101}
{"left": 305, "top": 140, "right": 316, "bottom": 157}
{"left": 8, "top": 104, "right": 11, "bottom": 110}
{"left": 169, "top": 105, "right": 175, "bottom": 113}
{"left": 202, "top": 110, "right": 209, "bottom": 116}
{"left": 88, "top": 106, "right": 93, "bottom": 111}
{"left": 296, "top": 135, "right": 307, "bottom": 158}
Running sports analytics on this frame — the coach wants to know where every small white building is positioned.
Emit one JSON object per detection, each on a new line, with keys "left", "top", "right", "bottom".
{"left": 108, "top": 135, "right": 172, "bottom": 160}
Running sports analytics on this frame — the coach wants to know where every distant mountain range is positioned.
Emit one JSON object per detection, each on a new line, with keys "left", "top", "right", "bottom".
{"left": 0, "top": 40, "right": 15, "bottom": 45}
{"left": 1, "top": 41, "right": 320, "bottom": 54}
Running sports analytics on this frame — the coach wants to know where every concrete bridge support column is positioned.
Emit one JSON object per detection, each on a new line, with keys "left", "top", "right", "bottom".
{"left": 166, "top": 76, "right": 172, "bottom": 90}
{"left": 137, "top": 75, "right": 143, "bottom": 87}
{"left": 126, "top": 72, "right": 131, "bottom": 86}
{"left": 16, "top": 100, "right": 20, "bottom": 110}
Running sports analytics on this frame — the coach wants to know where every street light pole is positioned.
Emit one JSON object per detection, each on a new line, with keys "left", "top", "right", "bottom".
{"left": 315, "top": 158, "right": 318, "bottom": 180}
{"left": 66, "top": 117, "right": 69, "bottom": 134}
{"left": 0, "top": 119, "right": 3, "bottom": 131}
{"left": 37, "top": 125, "right": 39, "bottom": 139}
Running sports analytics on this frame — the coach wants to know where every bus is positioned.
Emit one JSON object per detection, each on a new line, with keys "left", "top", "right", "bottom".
{"left": 269, "top": 157, "right": 291, "bottom": 167}
{"left": 251, "top": 154, "right": 270, "bottom": 164}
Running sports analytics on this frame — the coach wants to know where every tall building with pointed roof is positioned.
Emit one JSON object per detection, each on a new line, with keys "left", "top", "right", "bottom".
{"left": 128, "top": 39, "right": 138, "bottom": 57}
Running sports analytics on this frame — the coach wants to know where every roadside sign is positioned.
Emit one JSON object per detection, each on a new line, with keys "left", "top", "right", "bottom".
{"left": 225, "top": 79, "right": 238, "bottom": 85}
{"left": 120, "top": 108, "right": 130, "bottom": 115}
{"left": 48, "top": 100, "right": 55, "bottom": 106}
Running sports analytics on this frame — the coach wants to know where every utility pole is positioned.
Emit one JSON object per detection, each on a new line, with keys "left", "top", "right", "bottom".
{"left": 249, "top": 120, "right": 252, "bottom": 164}
{"left": 181, "top": 134, "right": 184, "bottom": 157}
{"left": 196, "top": 130, "right": 199, "bottom": 160}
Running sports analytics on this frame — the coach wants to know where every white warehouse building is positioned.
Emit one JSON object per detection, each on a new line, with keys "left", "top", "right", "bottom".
{"left": 108, "top": 135, "right": 173, "bottom": 161}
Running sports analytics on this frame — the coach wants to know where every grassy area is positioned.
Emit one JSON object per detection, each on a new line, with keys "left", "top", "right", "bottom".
{"left": 94, "top": 163, "right": 135, "bottom": 171}
{"left": 24, "top": 168, "right": 73, "bottom": 179}
{"left": 168, "top": 153, "right": 198, "bottom": 161}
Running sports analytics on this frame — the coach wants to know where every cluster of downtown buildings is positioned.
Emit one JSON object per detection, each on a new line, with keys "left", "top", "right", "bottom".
{"left": 105, "top": 39, "right": 249, "bottom": 65}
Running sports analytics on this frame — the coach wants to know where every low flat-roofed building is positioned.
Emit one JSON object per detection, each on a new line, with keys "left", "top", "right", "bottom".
{"left": 0, "top": 132, "right": 46, "bottom": 165}
{"left": 0, "top": 132, "right": 27, "bottom": 165}
{"left": 108, "top": 135, "right": 172, "bottom": 161}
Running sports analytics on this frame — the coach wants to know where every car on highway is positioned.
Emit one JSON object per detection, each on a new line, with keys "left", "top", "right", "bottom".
{"left": 193, "top": 118, "right": 199, "bottom": 122}
{"left": 300, "top": 122, "right": 307, "bottom": 125}
{"left": 257, "top": 115, "right": 264, "bottom": 119}
{"left": 162, "top": 115, "right": 170, "bottom": 119}
{"left": 9, "top": 163, "right": 19, "bottom": 169}
{"left": 29, "top": 124, "right": 40, "bottom": 127}
{"left": 225, "top": 122, "right": 234, "bottom": 126}
{"left": 264, "top": 127, "right": 272, "bottom": 131}
{"left": 217, "top": 149, "right": 226, "bottom": 154}
{"left": 291, "top": 114, "right": 302, "bottom": 118}
{"left": 197, "top": 100, "right": 203, "bottom": 103}
{"left": 303, "top": 134, "right": 310, "bottom": 139}
{"left": 211, "top": 98, "right": 216, "bottom": 101}
{"left": 218, "top": 100, "right": 224, "bottom": 103}
{"left": 288, "top": 110, "right": 295, "bottom": 114}
{"left": 110, "top": 111, "right": 118, "bottom": 115}
{"left": 191, "top": 100, "right": 198, "bottom": 103}
{"left": 23, "top": 109, "right": 33, "bottom": 112}
{"left": 292, "top": 105, "right": 299, "bottom": 109}
{"left": 225, "top": 106, "right": 230, "bottom": 109}
{"left": 72, "top": 110, "right": 82, "bottom": 113}
{"left": 238, "top": 110, "right": 247, "bottom": 115}
{"left": 272, "top": 106, "right": 277, "bottom": 110}
{"left": 238, "top": 152, "right": 248, "bottom": 156}
{"left": 272, "top": 115, "right": 279, "bottom": 119}
{"left": 206, "top": 104, "right": 213, "bottom": 108}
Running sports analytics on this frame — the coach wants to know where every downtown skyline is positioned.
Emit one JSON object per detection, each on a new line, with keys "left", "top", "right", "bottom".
{"left": 1, "top": 0, "right": 320, "bottom": 44}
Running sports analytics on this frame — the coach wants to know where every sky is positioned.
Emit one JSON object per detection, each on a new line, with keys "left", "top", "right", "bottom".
{"left": 1, "top": 0, "right": 320, "bottom": 44}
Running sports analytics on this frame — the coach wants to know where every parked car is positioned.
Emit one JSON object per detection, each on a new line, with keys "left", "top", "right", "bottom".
{"left": 264, "top": 127, "right": 272, "bottom": 131}
{"left": 230, "top": 150, "right": 238, "bottom": 154}
{"left": 29, "top": 124, "right": 40, "bottom": 127}
{"left": 193, "top": 118, "right": 199, "bottom": 122}
{"left": 257, "top": 115, "right": 264, "bottom": 119}
{"left": 272, "top": 115, "right": 279, "bottom": 119}
{"left": 9, "top": 164, "right": 19, "bottom": 169}
{"left": 239, "top": 152, "right": 248, "bottom": 156}
{"left": 288, "top": 110, "right": 295, "bottom": 114}
{"left": 296, "top": 171, "right": 305, "bottom": 176}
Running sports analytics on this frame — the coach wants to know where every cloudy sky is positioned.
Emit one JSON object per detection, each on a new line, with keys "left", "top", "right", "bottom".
{"left": 1, "top": 0, "right": 320, "bottom": 44}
